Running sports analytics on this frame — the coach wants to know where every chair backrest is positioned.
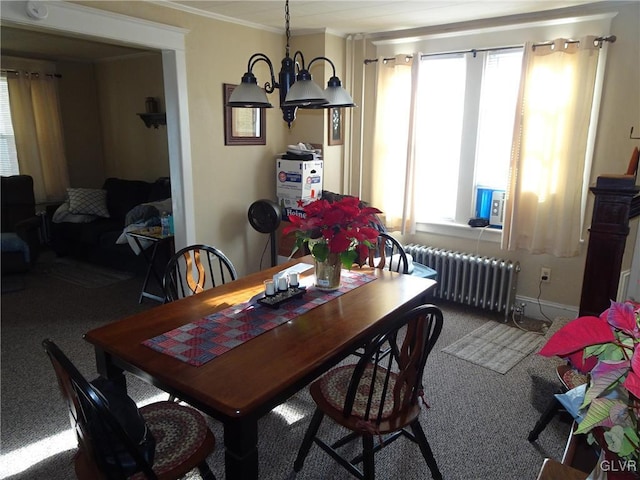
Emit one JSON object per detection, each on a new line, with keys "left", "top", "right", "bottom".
{"left": 368, "top": 232, "right": 409, "bottom": 273}
{"left": 342, "top": 305, "right": 443, "bottom": 424}
{"left": 42, "top": 339, "right": 157, "bottom": 480}
{"left": 163, "top": 244, "right": 238, "bottom": 302}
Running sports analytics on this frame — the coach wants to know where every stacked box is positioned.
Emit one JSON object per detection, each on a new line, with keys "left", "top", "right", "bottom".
{"left": 276, "top": 158, "right": 323, "bottom": 220}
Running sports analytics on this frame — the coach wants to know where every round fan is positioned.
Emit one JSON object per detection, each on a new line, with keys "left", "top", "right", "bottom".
{"left": 248, "top": 200, "right": 281, "bottom": 267}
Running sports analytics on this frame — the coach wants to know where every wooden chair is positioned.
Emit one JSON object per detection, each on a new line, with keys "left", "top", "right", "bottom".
{"left": 368, "top": 232, "right": 410, "bottom": 273}
{"left": 162, "top": 244, "right": 237, "bottom": 302}
{"left": 293, "top": 305, "right": 444, "bottom": 480}
{"left": 42, "top": 339, "right": 217, "bottom": 480}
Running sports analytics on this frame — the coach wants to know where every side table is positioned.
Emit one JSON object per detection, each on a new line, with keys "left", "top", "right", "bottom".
{"left": 127, "top": 226, "right": 174, "bottom": 303}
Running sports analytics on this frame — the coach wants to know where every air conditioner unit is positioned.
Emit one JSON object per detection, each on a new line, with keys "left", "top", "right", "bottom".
{"left": 490, "top": 191, "right": 505, "bottom": 228}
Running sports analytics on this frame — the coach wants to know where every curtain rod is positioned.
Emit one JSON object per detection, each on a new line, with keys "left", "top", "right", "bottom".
{"left": 0, "top": 68, "right": 62, "bottom": 78}
{"left": 363, "top": 35, "right": 616, "bottom": 64}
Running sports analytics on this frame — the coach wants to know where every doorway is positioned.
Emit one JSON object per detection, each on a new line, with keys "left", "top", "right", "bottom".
{"left": 1, "top": 1, "right": 194, "bottom": 249}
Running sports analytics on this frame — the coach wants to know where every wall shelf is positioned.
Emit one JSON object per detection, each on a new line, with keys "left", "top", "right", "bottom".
{"left": 137, "top": 112, "right": 166, "bottom": 129}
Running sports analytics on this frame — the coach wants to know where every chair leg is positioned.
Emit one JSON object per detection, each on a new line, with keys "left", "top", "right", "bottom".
{"left": 294, "top": 408, "right": 325, "bottom": 472}
{"left": 409, "top": 420, "right": 442, "bottom": 480}
{"left": 362, "top": 434, "right": 375, "bottom": 480}
{"left": 197, "top": 461, "right": 217, "bottom": 480}
{"left": 528, "top": 393, "right": 562, "bottom": 442}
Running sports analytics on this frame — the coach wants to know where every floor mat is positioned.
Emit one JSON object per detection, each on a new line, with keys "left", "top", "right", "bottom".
{"left": 442, "top": 321, "right": 544, "bottom": 374}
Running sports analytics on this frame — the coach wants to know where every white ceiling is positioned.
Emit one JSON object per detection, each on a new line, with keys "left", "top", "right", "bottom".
{"left": 165, "top": 0, "right": 602, "bottom": 36}
{"left": 0, "top": 0, "right": 607, "bottom": 61}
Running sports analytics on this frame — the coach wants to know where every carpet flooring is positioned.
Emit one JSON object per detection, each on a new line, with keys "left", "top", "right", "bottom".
{"left": 40, "top": 257, "right": 135, "bottom": 288}
{"left": 442, "top": 321, "right": 545, "bottom": 374}
{"left": 0, "top": 254, "right": 575, "bottom": 480}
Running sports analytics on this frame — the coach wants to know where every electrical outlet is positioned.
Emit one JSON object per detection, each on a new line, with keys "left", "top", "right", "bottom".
{"left": 540, "top": 267, "right": 551, "bottom": 283}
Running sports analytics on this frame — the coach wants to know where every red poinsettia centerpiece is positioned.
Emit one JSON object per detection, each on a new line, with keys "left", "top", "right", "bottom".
{"left": 539, "top": 301, "right": 640, "bottom": 465}
{"left": 283, "top": 196, "right": 382, "bottom": 269}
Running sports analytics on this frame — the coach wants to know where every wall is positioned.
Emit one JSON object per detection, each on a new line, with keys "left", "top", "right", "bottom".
{"left": 6, "top": 53, "right": 170, "bottom": 189}
{"left": 56, "top": 61, "right": 106, "bottom": 188}
{"left": 10, "top": 1, "right": 635, "bottom": 302}
{"left": 350, "top": 1, "right": 640, "bottom": 316}
{"left": 94, "top": 53, "right": 169, "bottom": 182}
{"left": 71, "top": 0, "right": 289, "bottom": 276}
{"left": 282, "top": 31, "right": 348, "bottom": 194}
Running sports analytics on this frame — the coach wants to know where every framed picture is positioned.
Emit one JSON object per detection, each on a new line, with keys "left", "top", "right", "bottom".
{"left": 328, "top": 107, "right": 343, "bottom": 145}
{"left": 223, "top": 83, "right": 266, "bottom": 145}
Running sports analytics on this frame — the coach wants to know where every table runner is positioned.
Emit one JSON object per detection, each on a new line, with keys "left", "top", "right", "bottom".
{"left": 142, "top": 270, "right": 377, "bottom": 366}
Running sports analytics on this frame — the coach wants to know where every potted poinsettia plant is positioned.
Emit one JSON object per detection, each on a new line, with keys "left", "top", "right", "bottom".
{"left": 539, "top": 300, "right": 639, "bottom": 478}
{"left": 283, "top": 196, "right": 382, "bottom": 290}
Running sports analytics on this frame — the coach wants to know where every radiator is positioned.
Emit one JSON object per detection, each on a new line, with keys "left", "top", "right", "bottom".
{"left": 405, "top": 244, "right": 520, "bottom": 320}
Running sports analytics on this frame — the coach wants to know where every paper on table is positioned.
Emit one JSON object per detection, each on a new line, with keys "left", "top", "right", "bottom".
{"left": 273, "top": 263, "right": 314, "bottom": 284}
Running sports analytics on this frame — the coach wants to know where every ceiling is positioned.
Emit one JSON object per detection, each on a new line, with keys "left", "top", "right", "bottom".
{"left": 1, "top": 0, "right": 605, "bottom": 62}
{"left": 1, "top": 27, "right": 151, "bottom": 62}
{"left": 166, "top": 0, "right": 601, "bottom": 36}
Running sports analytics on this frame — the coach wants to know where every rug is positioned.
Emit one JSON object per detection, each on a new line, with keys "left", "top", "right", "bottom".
{"left": 44, "top": 258, "right": 134, "bottom": 288}
{"left": 442, "top": 321, "right": 545, "bottom": 374}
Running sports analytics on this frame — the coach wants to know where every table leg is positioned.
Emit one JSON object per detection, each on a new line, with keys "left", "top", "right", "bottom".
{"left": 93, "top": 347, "right": 126, "bottom": 390}
{"left": 223, "top": 417, "right": 259, "bottom": 480}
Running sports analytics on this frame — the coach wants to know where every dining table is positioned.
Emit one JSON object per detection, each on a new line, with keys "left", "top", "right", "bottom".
{"left": 84, "top": 255, "right": 437, "bottom": 479}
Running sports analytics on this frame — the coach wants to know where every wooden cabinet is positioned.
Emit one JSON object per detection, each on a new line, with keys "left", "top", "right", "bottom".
{"left": 579, "top": 176, "right": 639, "bottom": 317}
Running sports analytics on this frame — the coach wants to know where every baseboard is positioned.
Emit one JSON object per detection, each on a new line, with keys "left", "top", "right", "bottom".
{"left": 515, "top": 295, "right": 578, "bottom": 322}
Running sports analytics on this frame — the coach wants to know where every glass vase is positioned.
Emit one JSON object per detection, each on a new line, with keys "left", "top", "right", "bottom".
{"left": 314, "top": 253, "right": 342, "bottom": 291}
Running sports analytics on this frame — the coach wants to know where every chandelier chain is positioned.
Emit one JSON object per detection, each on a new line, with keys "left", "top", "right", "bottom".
{"left": 285, "top": 0, "right": 290, "bottom": 56}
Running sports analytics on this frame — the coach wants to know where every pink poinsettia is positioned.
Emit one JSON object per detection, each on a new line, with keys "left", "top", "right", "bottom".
{"left": 283, "top": 197, "right": 382, "bottom": 268}
{"left": 539, "top": 300, "right": 640, "bottom": 462}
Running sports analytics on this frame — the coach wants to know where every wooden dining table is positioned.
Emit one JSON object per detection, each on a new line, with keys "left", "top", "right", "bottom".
{"left": 84, "top": 255, "right": 437, "bottom": 479}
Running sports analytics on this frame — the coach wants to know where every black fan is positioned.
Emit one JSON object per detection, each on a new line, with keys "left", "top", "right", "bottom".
{"left": 248, "top": 199, "right": 281, "bottom": 267}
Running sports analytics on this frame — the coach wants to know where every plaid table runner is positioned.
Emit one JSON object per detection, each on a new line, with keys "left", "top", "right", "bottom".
{"left": 142, "top": 270, "right": 377, "bottom": 366}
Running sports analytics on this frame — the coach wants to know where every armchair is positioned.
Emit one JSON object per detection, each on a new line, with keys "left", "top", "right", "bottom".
{"left": 1, "top": 175, "right": 41, "bottom": 273}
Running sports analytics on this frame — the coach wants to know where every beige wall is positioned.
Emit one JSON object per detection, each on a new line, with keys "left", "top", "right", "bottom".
{"left": 47, "top": 2, "right": 640, "bottom": 309}
{"left": 352, "top": 2, "right": 640, "bottom": 311}
{"left": 94, "top": 53, "right": 169, "bottom": 182}
{"left": 57, "top": 61, "right": 106, "bottom": 188}
{"left": 281, "top": 31, "right": 348, "bottom": 194}
{"left": 73, "top": 0, "right": 290, "bottom": 276}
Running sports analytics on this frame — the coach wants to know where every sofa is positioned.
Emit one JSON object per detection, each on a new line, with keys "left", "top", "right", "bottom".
{"left": 48, "top": 177, "right": 172, "bottom": 273}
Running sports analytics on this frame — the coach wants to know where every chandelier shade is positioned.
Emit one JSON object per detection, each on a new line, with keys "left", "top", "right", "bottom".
{"left": 282, "top": 70, "right": 328, "bottom": 107}
{"left": 227, "top": 74, "right": 273, "bottom": 108}
{"left": 226, "top": 0, "right": 355, "bottom": 127}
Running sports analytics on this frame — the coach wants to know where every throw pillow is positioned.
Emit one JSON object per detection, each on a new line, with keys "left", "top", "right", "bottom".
{"left": 67, "top": 188, "right": 110, "bottom": 218}
{"left": 52, "top": 201, "right": 98, "bottom": 224}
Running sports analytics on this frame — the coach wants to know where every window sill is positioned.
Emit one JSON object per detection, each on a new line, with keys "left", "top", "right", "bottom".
{"left": 415, "top": 221, "right": 503, "bottom": 242}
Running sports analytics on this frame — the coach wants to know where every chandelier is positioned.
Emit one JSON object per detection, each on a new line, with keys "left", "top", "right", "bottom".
{"left": 227, "top": 0, "right": 355, "bottom": 127}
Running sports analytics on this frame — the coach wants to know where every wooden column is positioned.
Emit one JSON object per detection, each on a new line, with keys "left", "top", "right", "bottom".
{"left": 579, "top": 176, "right": 639, "bottom": 317}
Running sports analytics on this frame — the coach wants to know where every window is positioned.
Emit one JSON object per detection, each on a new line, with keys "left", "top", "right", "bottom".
{"left": 413, "top": 48, "right": 523, "bottom": 226}
{"left": 0, "top": 76, "right": 19, "bottom": 176}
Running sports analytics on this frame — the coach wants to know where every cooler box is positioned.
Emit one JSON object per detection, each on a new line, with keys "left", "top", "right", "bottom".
{"left": 276, "top": 158, "right": 323, "bottom": 220}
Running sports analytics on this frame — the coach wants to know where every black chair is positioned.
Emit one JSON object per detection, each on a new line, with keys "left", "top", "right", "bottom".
{"left": 162, "top": 244, "right": 237, "bottom": 302}
{"left": 368, "top": 232, "right": 410, "bottom": 273}
{"left": 293, "top": 305, "right": 444, "bottom": 480}
{"left": 42, "top": 339, "right": 217, "bottom": 479}
{"left": 1, "top": 175, "right": 41, "bottom": 273}
{"left": 528, "top": 364, "right": 588, "bottom": 442}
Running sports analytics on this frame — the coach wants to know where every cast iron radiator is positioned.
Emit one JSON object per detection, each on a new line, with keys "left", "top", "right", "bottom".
{"left": 404, "top": 244, "right": 520, "bottom": 320}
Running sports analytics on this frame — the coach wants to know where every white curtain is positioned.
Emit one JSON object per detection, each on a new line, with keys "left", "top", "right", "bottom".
{"left": 502, "top": 37, "right": 600, "bottom": 257}
{"left": 370, "top": 54, "right": 421, "bottom": 232}
{"left": 6, "top": 72, "right": 69, "bottom": 203}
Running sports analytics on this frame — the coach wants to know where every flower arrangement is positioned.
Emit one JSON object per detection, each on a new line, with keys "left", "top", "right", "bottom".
{"left": 539, "top": 301, "right": 639, "bottom": 465}
{"left": 283, "top": 196, "right": 382, "bottom": 269}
